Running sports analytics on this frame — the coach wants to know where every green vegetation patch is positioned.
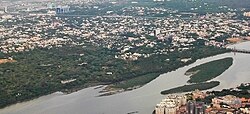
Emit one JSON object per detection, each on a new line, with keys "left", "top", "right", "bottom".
{"left": 0, "top": 45, "right": 229, "bottom": 108}
{"left": 210, "top": 89, "right": 250, "bottom": 99}
{"left": 161, "top": 81, "right": 220, "bottom": 95}
{"left": 237, "top": 83, "right": 250, "bottom": 90}
{"left": 186, "top": 57, "right": 233, "bottom": 83}
{"left": 112, "top": 73, "right": 161, "bottom": 89}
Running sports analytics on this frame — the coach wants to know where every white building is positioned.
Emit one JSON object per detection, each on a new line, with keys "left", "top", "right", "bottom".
{"left": 155, "top": 95, "right": 187, "bottom": 114}
{"left": 154, "top": 29, "right": 161, "bottom": 36}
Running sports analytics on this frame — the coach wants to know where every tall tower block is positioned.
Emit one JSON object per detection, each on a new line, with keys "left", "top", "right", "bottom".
{"left": 4, "top": 6, "right": 8, "bottom": 13}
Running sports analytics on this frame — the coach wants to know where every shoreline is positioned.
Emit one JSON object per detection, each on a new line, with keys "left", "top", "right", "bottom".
{"left": 84, "top": 47, "right": 232, "bottom": 97}
{"left": 1, "top": 46, "right": 250, "bottom": 114}
{"left": 225, "top": 39, "right": 250, "bottom": 48}
{"left": 0, "top": 47, "right": 230, "bottom": 109}
{"left": 160, "top": 57, "right": 233, "bottom": 95}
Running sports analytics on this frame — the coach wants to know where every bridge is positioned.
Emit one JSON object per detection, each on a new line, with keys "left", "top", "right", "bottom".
{"left": 232, "top": 49, "right": 250, "bottom": 54}
{"left": 227, "top": 47, "right": 250, "bottom": 54}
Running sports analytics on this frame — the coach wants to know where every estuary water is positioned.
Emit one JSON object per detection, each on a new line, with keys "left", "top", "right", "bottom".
{"left": 0, "top": 42, "right": 250, "bottom": 114}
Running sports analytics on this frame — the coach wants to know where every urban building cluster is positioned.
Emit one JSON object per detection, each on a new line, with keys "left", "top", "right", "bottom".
{"left": 156, "top": 89, "right": 250, "bottom": 114}
{"left": 120, "top": 6, "right": 178, "bottom": 16}
{"left": 56, "top": 5, "right": 70, "bottom": 14}
{"left": 191, "top": 90, "right": 250, "bottom": 114}
{"left": 0, "top": 0, "right": 106, "bottom": 14}
{"left": 207, "top": 95, "right": 250, "bottom": 114}
{"left": 191, "top": 89, "right": 207, "bottom": 100}
{"left": 0, "top": 14, "right": 73, "bottom": 53}
{"left": 155, "top": 94, "right": 207, "bottom": 114}
{"left": 186, "top": 101, "right": 206, "bottom": 114}
{"left": 48, "top": 13, "right": 248, "bottom": 55}
{"left": 244, "top": 12, "right": 250, "bottom": 17}
{"left": 155, "top": 95, "right": 187, "bottom": 114}
{"left": 0, "top": 11, "right": 250, "bottom": 58}
{"left": 0, "top": 0, "right": 249, "bottom": 59}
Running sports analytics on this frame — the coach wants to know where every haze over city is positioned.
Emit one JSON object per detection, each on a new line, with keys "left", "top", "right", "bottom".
{"left": 0, "top": 0, "right": 250, "bottom": 114}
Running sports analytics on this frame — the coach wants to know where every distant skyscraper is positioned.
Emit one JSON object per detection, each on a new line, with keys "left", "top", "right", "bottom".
{"left": 4, "top": 6, "right": 8, "bottom": 13}
{"left": 187, "top": 101, "right": 195, "bottom": 114}
{"left": 56, "top": 6, "right": 70, "bottom": 14}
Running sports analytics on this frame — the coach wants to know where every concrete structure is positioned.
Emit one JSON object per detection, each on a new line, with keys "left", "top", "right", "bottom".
{"left": 155, "top": 100, "right": 177, "bottom": 114}
{"left": 4, "top": 6, "right": 8, "bottom": 13}
{"left": 155, "top": 103, "right": 165, "bottom": 114}
{"left": 244, "top": 12, "right": 250, "bottom": 17}
{"left": 154, "top": 29, "right": 161, "bottom": 37}
{"left": 240, "top": 108, "right": 250, "bottom": 113}
{"left": 56, "top": 5, "right": 70, "bottom": 14}
{"left": 187, "top": 101, "right": 195, "bottom": 114}
{"left": 212, "top": 95, "right": 242, "bottom": 108}
{"left": 187, "top": 101, "right": 206, "bottom": 114}
{"left": 155, "top": 95, "right": 187, "bottom": 114}
{"left": 192, "top": 89, "right": 207, "bottom": 99}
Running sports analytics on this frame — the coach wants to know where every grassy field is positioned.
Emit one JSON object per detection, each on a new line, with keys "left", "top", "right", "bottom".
{"left": 186, "top": 57, "right": 233, "bottom": 83}
{"left": 161, "top": 81, "right": 220, "bottom": 95}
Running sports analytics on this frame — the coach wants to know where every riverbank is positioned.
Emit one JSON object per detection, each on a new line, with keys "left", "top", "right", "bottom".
{"left": 0, "top": 45, "right": 230, "bottom": 109}
{"left": 160, "top": 81, "right": 220, "bottom": 95}
{"left": 1, "top": 46, "right": 250, "bottom": 114}
{"left": 225, "top": 37, "right": 250, "bottom": 48}
{"left": 96, "top": 47, "right": 231, "bottom": 96}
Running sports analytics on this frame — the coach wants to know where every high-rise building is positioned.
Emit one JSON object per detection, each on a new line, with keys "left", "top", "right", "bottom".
{"left": 187, "top": 101, "right": 195, "bottom": 114}
{"left": 155, "top": 100, "right": 177, "bottom": 114}
{"left": 155, "top": 103, "right": 166, "bottom": 114}
{"left": 187, "top": 101, "right": 206, "bottom": 114}
{"left": 4, "top": 6, "right": 8, "bottom": 13}
{"left": 194, "top": 102, "right": 206, "bottom": 114}
{"left": 164, "top": 102, "right": 177, "bottom": 114}
{"left": 155, "top": 95, "right": 187, "bottom": 114}
{"left": 56, "top": 6, "right": 70, "bottom": 14}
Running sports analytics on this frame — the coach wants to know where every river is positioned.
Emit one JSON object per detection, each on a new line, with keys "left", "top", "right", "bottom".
{"left": 0, "top": 42, "right": 250, "bottom": 114}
